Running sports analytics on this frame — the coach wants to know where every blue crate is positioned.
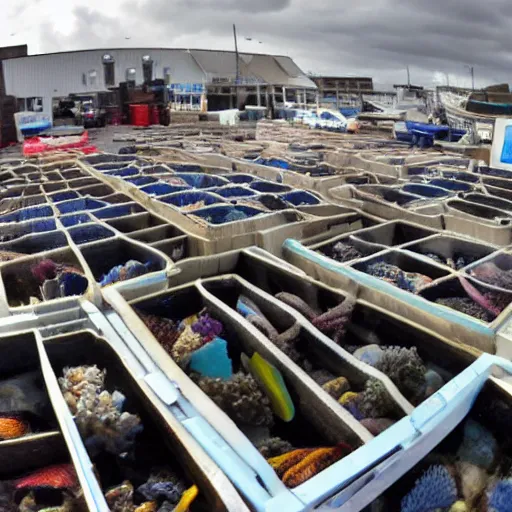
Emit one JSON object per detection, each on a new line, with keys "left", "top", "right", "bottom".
{"left": 402, "top": 183, "right": 451, "bottom": 198}
{"left": 175, "top": 173, "right": 229, "bottom": 189}
{"left": 0, "top": 205, "right": 53, "bottom": 224}
{"left": 125, "top": 176, "right": 158, "bottom": 186}
{"left": 429, "top": 179, "right": 473, "bottom": 192}
{"left": 160, "top": 191, "right": 224, "bottom": 208}
{"left": 49, "top": 191, "right": 81, "bottom": 203}
{"left": 105, "top": 167, "right": 140, "bottom": 177}
{"left": 60, "top": 214, "right": 93, "bottom": 227}
{"left": 281, "top": 190, "right": 321, "bottom": 206}
{"left": 57, "top": 198, "right": 109, "bottom": 215}
{"left": 68, "top": 225, "right": 116, "bottom": 245}
{"left": 222, "top": 174, "right": 258, "bottom": 184}
{"left": 190, "top": 204, "right": 265, "bottom": 225}
{"left": 141, "top": 183, "right": 190, "bottom": 196}
{"left": 214, "top": 186, "right": 257, "bottom": 198}
{"left": 94, "top": 203, "right": 145, "bottom": 219}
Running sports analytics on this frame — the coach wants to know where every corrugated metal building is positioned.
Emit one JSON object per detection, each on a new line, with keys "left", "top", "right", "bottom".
{"left": 2, "top": 48, "right": 316, "bottom": 117}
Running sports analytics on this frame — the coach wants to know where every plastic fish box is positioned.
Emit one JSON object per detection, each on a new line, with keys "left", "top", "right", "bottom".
{"left": 282, "top": 238, "right": 504, "bottom": 353}
{"left": 315, "top": 354, "right": 512, "bottom": 510}
{"left": 102, "top": 247, "right": 481, "bottom": 511}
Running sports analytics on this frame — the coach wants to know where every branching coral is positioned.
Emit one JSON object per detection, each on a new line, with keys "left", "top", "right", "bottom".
{"left": 59, "top": 366, "right": 142, "bottom": 456}
{"left": 193, "top": 372, "right": 274, "bottom": 427}
{"left": 373, "top": 346, "right": 427, "bottom": 405}
{"left": 171, "top": 326, "right": 204, "bottom": 366}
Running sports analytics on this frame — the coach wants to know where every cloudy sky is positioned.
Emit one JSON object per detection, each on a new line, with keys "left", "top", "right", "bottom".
{"left": 3, "top": 0, "right": 511, "bottom": 88}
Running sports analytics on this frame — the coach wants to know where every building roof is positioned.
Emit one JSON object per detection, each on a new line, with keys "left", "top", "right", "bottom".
{"left": 2, "top": 47, "right": 316, "bottom": 88}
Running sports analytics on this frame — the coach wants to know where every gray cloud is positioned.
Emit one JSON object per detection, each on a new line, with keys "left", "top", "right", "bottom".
{"left": 35, "top": 0, "right": 512, "bottom": 88}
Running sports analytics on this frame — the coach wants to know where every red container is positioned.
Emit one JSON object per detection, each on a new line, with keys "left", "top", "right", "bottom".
{"left": 129, "top": 104, "right": 150, "bottom": 127}
{"left": 151, "top": 105, "right": 160, "bottom": 125}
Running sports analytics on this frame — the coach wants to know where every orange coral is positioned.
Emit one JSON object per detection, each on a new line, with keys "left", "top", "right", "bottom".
{"left": 268, "top": 448, "right": 316, "bottom": 478}
{"left": 282, "top": 444, "right": 352, "bottom": 488}
{"left": 0, "top": 416, "right": 30, "bottom": 440}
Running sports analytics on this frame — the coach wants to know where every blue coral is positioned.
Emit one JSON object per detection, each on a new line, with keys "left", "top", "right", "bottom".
{"left": 488, "top": 479, "right": 512, "bottom": 512}
{"left": 401, "top": 465, "right": 457, "bottom": 512}
{"left": 457, "top": 420, "right": 497, "bottom": 470}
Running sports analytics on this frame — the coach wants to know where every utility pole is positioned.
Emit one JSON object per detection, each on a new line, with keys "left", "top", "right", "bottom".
{"left": 470, "top": 66, "right": 475, "bottom": 90}
{"left": 406, "top": 65, "right": 411, "bottom": 87}
{"left": 233, "top": 24, "right": 240, "bottom": 108}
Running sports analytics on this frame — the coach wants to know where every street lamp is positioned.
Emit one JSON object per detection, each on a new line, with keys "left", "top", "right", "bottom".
{"left": 465, "top": 65, "right": 475, "bottom": 90}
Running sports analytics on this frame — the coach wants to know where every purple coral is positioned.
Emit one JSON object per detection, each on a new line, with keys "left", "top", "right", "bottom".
{"left": 191, "top": 313, "right": 223, "bottom": 341}
{"left": 401, "top": 465, "right": 457, "bottom": 512}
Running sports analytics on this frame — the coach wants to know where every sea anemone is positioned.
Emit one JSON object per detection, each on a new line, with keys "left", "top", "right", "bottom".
{"left": 401, "top": 465, "right": 457, "bottom": 512}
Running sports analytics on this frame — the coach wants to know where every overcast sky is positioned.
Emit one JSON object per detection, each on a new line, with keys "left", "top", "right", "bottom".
{"left": 3, "top": 0, "right": 512, "bottom": 89}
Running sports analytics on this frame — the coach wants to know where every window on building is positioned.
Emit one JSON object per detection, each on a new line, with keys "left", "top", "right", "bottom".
{"left": 142, "top": 55, "right": 153, "bottom": 83}
{"left": 102, "top": 54, "right": 115, "bottom": 87}
{"left": 88, "top": 70, "right": 98, "bottom": 87}
{"left": 126, "top": 68, "right": 137, "bottom": 83}
{"left": 27, "top": 97, "right": 43, "bottom": 112}
{"left": 16, "top": 98, "right": 26, "bottom": 112}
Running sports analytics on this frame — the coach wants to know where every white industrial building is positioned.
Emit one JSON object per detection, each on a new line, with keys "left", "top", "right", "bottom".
{"left": 1, "top": 48, "right": 317, "bottom": 118}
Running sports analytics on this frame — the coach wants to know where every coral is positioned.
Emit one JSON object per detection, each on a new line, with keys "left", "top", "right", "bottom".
{"left": 457, "top": 420, "right": 497, "bottom": 470}
{"left": 360, "top": 418, "right": 394, "bottom": 435}
{"left": 449, "top": 501, "right": 468, "bottom": 512}
{"left": 246, "top": 314, "right": 280, "bottom": 340}
{"left": 268, "top": 449, "right": 317, "bottom": 478}
{"left": 275, "top": 293, "right": 321, "bottom": 321}
{"left": 374, "top": 347, "right": 427, "bottom": 405}
{"left": 0, "top": 415, "right": 30, "bottom": 440}
{"left": 459, "top": 276, "right": 501, "bottom": 317}
{"left": 256, "top": 437, "right": 294, "bottom": 459}
{"left": 100, "top": 260, "right": 151, "bottom": 287}
{"left": 59, "top": 366, "right": 142, "bottom": 456}
{"left": 488, "top": 479, "right": 512, "bottom": 512}
{"left": 329, "top": 242, "right": 362, "bottom": 263}
{"left": 339, "top": 392, "right": 359, "bottom": 406}
{"left": 281, "top": 444, "right": 352, "bottom": 488}
{"left": 272, "top": 323, "right": 302, "bottom": 362}
{"left": 357, "top": 379, "right": 396, "bottom": 419}
{"left": 104, "top": 481, "right": 134, "bottom": 512}
{"left": 171, "top": 326, "right": 205, "bottom": 366}
{"left": 457, "top": 461, "right": 488, "bottom": 507}
{"left": 365, "top": 262, "right": 432, "bottom": 293}
{"left": 15, "top": 464, "right": 77, "bottom": 491}
{"left": 435, "top": 297, "right": 493, "bottom": 322}
{"left": 138, "top": 312, "right": 179, "bottom": 354}
{"left": 322, "top": 377, "right": 350, "bottom": 400}
{"left": 193, "top": 372, "right": 274, "bottom": 427}
{"left": 137, "top": 470, "right": 186, "bottom": 505}
{"left": 191, "top": 313, "right": 223, "bottom": 341}
{"left": 401, "top": 465, "right": 457, "bottom": 512}
{"left": 312, "top": 297, "right": 356, "bottom": 344}
{"left": 31, "top": 259, "right": 83, "bottom": 283}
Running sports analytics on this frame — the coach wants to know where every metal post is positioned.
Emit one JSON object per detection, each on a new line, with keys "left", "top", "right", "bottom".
{"left": 471, "top": 66, "right": 475, "bottom": 90}
{"left": 233, "top": 24, "right": 240, "bottom": 107}
{"left": 406, "top": 65, "right": 411, "bottom": 88}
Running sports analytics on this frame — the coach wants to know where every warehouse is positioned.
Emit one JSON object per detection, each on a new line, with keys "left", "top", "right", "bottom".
{"left": 1, "top": 47, "right": 317, "bottom": 120}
